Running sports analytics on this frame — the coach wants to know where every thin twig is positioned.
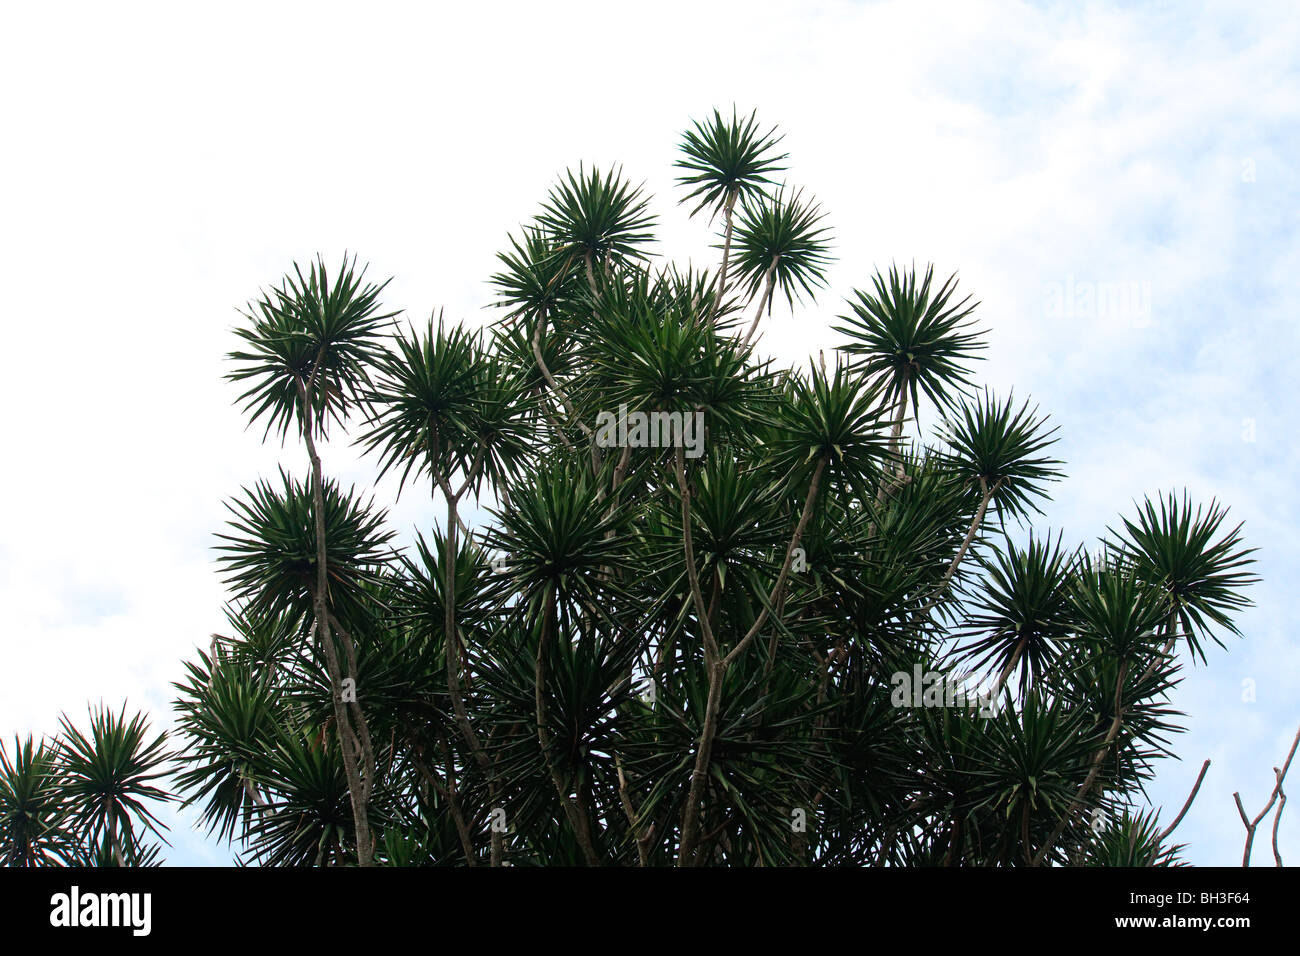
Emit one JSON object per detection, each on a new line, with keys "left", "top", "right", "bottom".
{"left": 1233, "top": 721, "right": 1300, "bottom": 866}
{"left": 1158, "top": 759, "right": 1211, "bottom": 841}
{"left": 1271, "top": 785, "right": 1286, "bottom": 867}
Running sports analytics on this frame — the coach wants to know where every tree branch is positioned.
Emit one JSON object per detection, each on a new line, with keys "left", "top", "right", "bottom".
{"left": 1233, "top": 721, "right": 1300, "bottom": 866}
{"left": 1158, "top": 758, "right": 1211, "bottom": 842}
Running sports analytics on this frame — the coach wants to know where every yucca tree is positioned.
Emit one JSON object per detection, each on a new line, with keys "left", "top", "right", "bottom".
{"left": 153, "top": 110, "right": 1266, "bottom": 869}
{"left": 57, "top": 705, "right": 173, "bottom": 867}
{"left": 675, "top": 107, "right": 787, "bottom": 327}
{"left": 956, "top": 530, "right": 1078, "bottom": 698}
{"left": 731, "top": 185, "right": 834, "bottom": 345}
{"left": 0, "top": 708, "right": 174, "bottom": 867}
{"left": 0, "top": 736, "right": 72, "bottom": 866}
{"left": 1084, "top": 808, "right": 1186, "bottom": 867}
{"left": 536, "top": 165, "right": 656, "bottom": 292}
{"left": 225, "top": 254, "right": 399, "bottom": 866}
{"left": 834, "top": 262, "right": 985, "bottom": 457}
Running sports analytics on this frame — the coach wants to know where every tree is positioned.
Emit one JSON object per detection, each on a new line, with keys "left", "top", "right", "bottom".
{"left": 34, "top": 110, "right": 1263, "bottom": 868}
{"left": 0, "top": 705, "right": 172, "bottom": 866}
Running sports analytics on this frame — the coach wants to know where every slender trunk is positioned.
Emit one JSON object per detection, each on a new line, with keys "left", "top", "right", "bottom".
{"left": 609, "top": 444, "right": 632, "bottom": 502}
{"left": 607, "top": 443, "right": 635, "bottom": 689}
{"left": 412, "top": 746, "right": 476, "bottom": 866}
{"left": 108, "top": 806, "right": 125, "bottom": 867}
{"left": 674, "top": 449, "right": 719, "bottom": 668}
{"left": 916, "top": 477, "right": 998, "bottom": 621}
{"left": 615, "top": 753, "right": 650, "bottom": 866}
{"left": 678, "top": 662, "right": 724, "bottom": 867}
{"left": 1031, "top": 659, "right": 1130, "bottom": 866}
{"left": 709, "top": 190, "right": 738, "bottom": 331}
{"left": 1159, "top": 759, "right": 1211, "bottom": 842}
{"left": 530, "top": 306, "right": 599, "bottom": 475}
{"left": 530, "top": 307, "right": 582, "bottom": 431}
{"left": 678, "top": 457, "right": 828, "bottom": 864}
{"left": 890, "top": 384, "right": 909, "bottom": 476}
{"left": 535, "top": 589, "right": 601, "bottom": 865}
{"left": 1034, "top": 611, "right": 1191, "bottom": 865}
{"left": 1135, "top": 609, "right": 1180, "bottom": 688}
{"left": 429, "top": 434, "right": 504, "bottom": 866}
{"left": 1020, "top": 802, "right": 1033, "bottom": 865}
{"left": 742, "top": 255, "right": 780, "bottom": 347}
{"left": 990, "top": 634, "right": 1028, "bottom": 700}
{"left": 242, "top": 776, "right": 267, "bottom": 808}
{"left": 332, "top": 612, "right": 377, "bottom": 823}
{"left": 942, "top": 816, "right": 963, "bottom": 867}
{"left": 296, "top": 375, "right": 374, "bottom": 866}
{"left": 724, "top": 457, "right": 828, "bottom": 669}
{"left": 1233, "top": 722, "right": 1300, "bottom": 866}
{"left": 439, "top": 490, "right": 501, "bottom": 865}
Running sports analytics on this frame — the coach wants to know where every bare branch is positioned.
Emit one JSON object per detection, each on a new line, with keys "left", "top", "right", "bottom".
{"left": 1232, "top": 722, "right": 1300, "bottom": 866}
{"left": 1159, "top": 759, "right": 1211, "bottom": 842}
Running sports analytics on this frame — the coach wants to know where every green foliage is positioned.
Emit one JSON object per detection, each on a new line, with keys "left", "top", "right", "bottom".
{"left": 215, "top": 469, "right": 394, "bottom": 624}
{"left": 8, "top": 110, "right": 1256, "bottom": 870}
{"left": 956, "top": 531, "right": 1077, "bottom": 695}
{"left": 0, "top": 708, "right": 174, "bottom": 866}
{"left": 227, "top": 254, "right": 398, "bottom": 442}
{"left": 675, "top": 106, "right": 787, "bottom": 219}
{"left": 0, "top": 736, "right": 73, "bottom": 866}
{"left": 938, "top": 389, "right": 1064, "bottom": 521}
{"left": 1107, "top": 491, "right": 1258, "bottom": 663}
{"left": 57, "top": 705, "right": 173, "bottom": 859}
{"left": 535, "top": 165, "right": 656, "bottom": 277}
{"left": 1083, "top": 808, "right": 1186, "bottom": 867}
{"left": 175, "top": 110, "right": 1255, "bottom": 868}
{"left": 730, "top": 185, "right": 834, "bottom": 311}
{"left": 834, "top": 262, "right": 985, "bottom": 417}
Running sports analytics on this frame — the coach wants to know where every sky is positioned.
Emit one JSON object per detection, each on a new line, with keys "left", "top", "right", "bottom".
{"left": 0, "top": 0, "right": 1296, "bottom": 866}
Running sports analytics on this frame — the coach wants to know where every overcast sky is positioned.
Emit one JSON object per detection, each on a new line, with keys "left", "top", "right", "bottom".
{"left": 1, "top": 0, "right": 1296, "bottom": 866}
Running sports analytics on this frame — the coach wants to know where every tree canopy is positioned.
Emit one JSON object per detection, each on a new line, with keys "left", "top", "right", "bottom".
{"left": 1, "top": 109, "right": 1264, "bottom": 868}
